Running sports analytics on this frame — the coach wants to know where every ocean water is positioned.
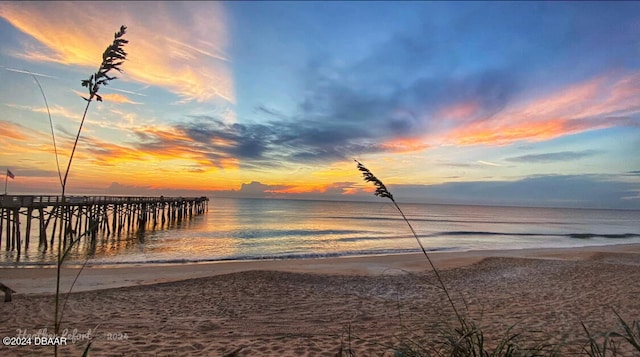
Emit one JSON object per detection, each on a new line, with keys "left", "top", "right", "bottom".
{"left": 2, "top": 197, "right": 640, "bottom": 266}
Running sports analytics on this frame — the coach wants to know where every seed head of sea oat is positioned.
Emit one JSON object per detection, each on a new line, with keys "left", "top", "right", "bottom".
{"left": 355, "top": 160, "right": 394, "bottom": 201}
{"left": 80, "top": 25, "right": 128, "bottom": 102}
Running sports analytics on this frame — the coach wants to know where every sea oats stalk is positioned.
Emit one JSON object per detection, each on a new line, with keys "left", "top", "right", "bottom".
{"left": 355, "top": 160, "right": 462, "bottom": 323}
{"left": 52, "top": 25, "right": 128, "bottom": 357}
{"left": 67, "top": 25, "right": 128, "bottom": 189}
{"left": 29, "top": 72, "right": 62, "bottom": 190}
{"left": 355, "top": 160, "right": 559, "bottom": 356}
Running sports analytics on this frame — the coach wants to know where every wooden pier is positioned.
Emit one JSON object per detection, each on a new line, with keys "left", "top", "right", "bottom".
{"left": 0, "top": 195, "right": 209, "bottom": 255}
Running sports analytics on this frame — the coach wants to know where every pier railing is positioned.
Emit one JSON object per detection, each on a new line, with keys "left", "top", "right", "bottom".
{"left": 0, "top": 195, "right": 208, "bottom": 208}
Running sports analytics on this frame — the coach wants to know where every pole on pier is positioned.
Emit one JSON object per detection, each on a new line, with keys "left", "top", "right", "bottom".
{"left": 4, "top": 169, "right": 14, "bottom": 194}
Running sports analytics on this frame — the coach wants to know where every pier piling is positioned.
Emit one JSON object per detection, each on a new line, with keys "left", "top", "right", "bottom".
{"left": 0, "top": 195, "right": 209, "bottom": 259}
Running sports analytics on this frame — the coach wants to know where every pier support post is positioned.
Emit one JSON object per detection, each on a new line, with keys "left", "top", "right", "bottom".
{"left": 0, "top": 209, "right": 3, "bottom": 251}
{"left": 0, "top": 195, "right": 209, "bottom": 260}
{"left": 5, "top": 209, "right": 10, "bottom": 251}
{"left": 25, "top": 208, "right": 32, "bottom": 250}
{"left": 39, "top": 207, "right": 47, "bottom": 249}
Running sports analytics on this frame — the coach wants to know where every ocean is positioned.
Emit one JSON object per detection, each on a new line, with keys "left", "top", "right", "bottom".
{"left": 2, "top": 197, "right": 640, "bottom": 266}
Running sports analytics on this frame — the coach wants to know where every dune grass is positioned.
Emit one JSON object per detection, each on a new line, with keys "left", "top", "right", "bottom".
{"left": 582, "top": 311, "right": 640, "bottom": 357}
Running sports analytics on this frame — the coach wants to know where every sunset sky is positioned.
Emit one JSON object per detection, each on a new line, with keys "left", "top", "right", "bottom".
{"left": 0, "top": 1, "right": 639, "bottom": 209}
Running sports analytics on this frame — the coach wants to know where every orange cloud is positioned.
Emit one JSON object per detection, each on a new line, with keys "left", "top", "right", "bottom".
{"left": 451, "top": 118, "right": 571, "bottom": 146}
{"left": 0, "top": 121, "right": 30, "bottom": 141}
{"left": 0, "top": 2, "right": 233, "bottom": 104}
{"left": 218, "top": 157, "right": 239, "bottom": 170}
{"left": 379, "top": 137, "right": 430, "bottom": 153}
{"left": 96, "top": 93, "right": 141, "bottom": 105}
{"left": 0, "top": 120, "right": 74, "bottom": 179}
{"left": 341, "top": 187, "right": 362, "bottom": 195}
{"left": 265, "top": 182, "right": 358, "bottom": 195}
{"left": 266, "top": 186, "right": 315, "bottom": 194}
{"left": 442, "top": 72, "right": 640, "bottom": 146}
{"left": 518, "top": 77, "right": 604, "bottom": 119}
{"left": 81, "top": 138, "right": 193, "bottom": 167}
{"left": 71, "top": 124, "right": 242, "bottom": 171}
{"left": 264, "top": 181, "right": 331, "bottom": 194}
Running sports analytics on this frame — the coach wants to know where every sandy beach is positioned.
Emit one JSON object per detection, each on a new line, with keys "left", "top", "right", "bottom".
{"left": 1, "top": 243, "right": 639, "bottom": 356}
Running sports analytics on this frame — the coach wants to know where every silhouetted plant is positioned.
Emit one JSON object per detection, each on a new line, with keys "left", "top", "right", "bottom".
{"left": 355, "top": 160, "right": 461, "bottom": 322}
{"left": 47, "top": 25, "right": 128, "bottom": 357}
{"left": 65, "top": 25, "right": 128, "bottom": 188}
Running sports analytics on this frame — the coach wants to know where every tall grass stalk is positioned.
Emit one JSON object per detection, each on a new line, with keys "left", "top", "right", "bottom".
{"left": 582, "top": 322, "right": 616, "bottom": 357}
{"left": 46, "top": 25, "right": 128, "bottom": 356}
{"left": 355, "top": 160, "right": 462, "bottom": 324}
{"left": 29, "top": 72, "right": 63, "bottom": 188}
{"left": 355, "top": 160, "right": 556, "bottom": 356}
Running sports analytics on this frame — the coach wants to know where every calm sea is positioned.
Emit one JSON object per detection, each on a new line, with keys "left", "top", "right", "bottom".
{"left": 2, "top": 197, "right": 640, "bottom": 266}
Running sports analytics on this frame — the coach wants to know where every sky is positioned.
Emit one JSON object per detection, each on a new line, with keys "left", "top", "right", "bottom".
{"left": 0, "top": 1, "right": 639, "bottom": 209}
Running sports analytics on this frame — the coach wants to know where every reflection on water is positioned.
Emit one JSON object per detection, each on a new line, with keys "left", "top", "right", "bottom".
{"left": 0, "top": 213, "right": 208, "bottom": 265}
{"left": 2, "top": 198, "right": 640, "bottom": 266}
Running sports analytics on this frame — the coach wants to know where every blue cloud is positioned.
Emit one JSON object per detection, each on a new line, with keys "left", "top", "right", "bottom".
{"left": 505, "top": 150, "right": 601, "bottom": 163}
{"left": 390, "top": 175, "right": 639, "bottom": 209}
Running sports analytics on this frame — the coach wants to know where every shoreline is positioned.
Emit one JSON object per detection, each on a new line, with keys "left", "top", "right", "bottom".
{"left": 1, "top": 242, "right": 639, "bottom": 295}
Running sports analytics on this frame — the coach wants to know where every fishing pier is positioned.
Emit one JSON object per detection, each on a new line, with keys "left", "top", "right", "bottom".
{"left": 0, "top": 195, "right": 209, "bottom": 254}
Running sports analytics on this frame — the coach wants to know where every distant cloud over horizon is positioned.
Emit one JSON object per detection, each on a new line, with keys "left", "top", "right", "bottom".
{"left": 506, "top": 150, "right": 601, "bottom": 163}
{"left": 389, "top": 175, "right": 640, "bottom": 209}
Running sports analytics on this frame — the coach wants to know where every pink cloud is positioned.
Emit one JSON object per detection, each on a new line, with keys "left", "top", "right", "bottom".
{"left": 439, "top": 71, "right": 640, "bottom": 146}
